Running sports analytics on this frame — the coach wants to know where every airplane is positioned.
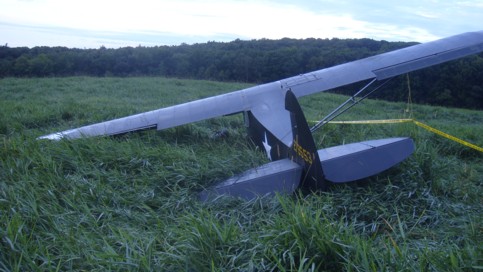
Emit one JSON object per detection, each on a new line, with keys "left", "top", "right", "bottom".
{"left": 38, "top": 31, "right": 483, "bottom": 200}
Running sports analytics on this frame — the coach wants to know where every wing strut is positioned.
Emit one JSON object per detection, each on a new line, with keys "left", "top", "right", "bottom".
{"left": 310, "top": 77, "right": 393, "bottom": 133}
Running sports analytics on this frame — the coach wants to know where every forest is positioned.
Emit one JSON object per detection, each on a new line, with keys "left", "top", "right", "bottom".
{"left": 1, "top": 38, "right": 482, "bottom": 109}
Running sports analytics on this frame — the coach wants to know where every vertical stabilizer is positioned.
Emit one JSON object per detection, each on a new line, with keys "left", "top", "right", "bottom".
{"left": 284, "top": 90, "right": 328, "bottom": 191}
{"left": 245, "top": 111, "right": 289, "bottom": 161}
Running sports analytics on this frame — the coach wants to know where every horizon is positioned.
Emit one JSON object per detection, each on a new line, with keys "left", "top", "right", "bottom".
{"left": 1, "top": 34, "right": 420, "bottom": 50}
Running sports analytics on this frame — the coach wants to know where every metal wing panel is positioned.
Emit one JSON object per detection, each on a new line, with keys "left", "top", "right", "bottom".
{"left": 38, "top": 80, "right": 294, "bottom": 141}
{"left": 284, "top": 31, "right": 483, "bottom": 97}
{"left": 39, "top": 88, "right": 250, "bottom": 140}
{"left": 156, "top": 90, "right": 251, "bottom": 130}
{"left": 281, "top": 61, "right": 376, "bottom": 97}
{"left": 373, "top": 43, "right": 483, "bottom": 79}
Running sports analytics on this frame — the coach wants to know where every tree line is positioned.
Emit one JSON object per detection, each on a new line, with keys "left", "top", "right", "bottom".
{"left": 1, "top": 38, "right": 482, "bottom": 109}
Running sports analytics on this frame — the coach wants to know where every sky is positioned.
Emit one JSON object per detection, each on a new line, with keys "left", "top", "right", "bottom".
{"left": 0, "top": 0, "right": 482, "bottom": 48}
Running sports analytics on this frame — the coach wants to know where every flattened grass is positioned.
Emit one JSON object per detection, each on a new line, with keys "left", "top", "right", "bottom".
{"left": 0, "top": 77, "right": 481, "bottom": 271}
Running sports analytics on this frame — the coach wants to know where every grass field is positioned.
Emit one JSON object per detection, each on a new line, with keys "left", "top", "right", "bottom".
{"left": 0, "top": 77, "right": 482, "bottom": 271}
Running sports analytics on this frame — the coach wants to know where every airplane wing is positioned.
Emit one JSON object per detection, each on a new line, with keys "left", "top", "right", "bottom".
{"left": 39, "top": 31, "right": 483, "bottom": 142}
{"left": 283, "top": 31, "right": 483, "bottom": 97}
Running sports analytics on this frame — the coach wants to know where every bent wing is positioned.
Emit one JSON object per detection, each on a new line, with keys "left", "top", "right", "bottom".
{"left": 39, "top": 31, "right": 483, "bottom": 141}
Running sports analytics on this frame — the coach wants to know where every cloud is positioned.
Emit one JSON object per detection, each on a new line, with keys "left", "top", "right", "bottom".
{"left": 0, "top": 0, "right": 481, "bottom": 48}
{"left": 456, "top": 0, "right": 483, "bottom": 8}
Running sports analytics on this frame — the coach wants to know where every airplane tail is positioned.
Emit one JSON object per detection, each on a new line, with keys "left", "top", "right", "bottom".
{"left": 199, "top": 90, "right": 327, "bottom": 200}
{"left": 284, "top": 90, "right": 328, "bottom": 191}
{"left": 244, "top": 111, "right": 289, "bottom": 162}
{"left": 200, "top": 90, "right": 415, "bottom": 201}
{"left": 282, "top": 90, "right": 414, "bottom": 186}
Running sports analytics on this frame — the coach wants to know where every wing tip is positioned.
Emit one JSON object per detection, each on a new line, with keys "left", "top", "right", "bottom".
{"left": 37, "top": 133, "right": 65, "bottom": 141}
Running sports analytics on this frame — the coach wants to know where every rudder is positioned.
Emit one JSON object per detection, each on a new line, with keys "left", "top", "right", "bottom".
{"left": 285, "top": 90, "right": 328, "bottom": 191}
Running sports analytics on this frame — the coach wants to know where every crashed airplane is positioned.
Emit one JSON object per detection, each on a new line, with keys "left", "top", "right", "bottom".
{"left": 39, "top": 31, "right": 483, "bottom": 200}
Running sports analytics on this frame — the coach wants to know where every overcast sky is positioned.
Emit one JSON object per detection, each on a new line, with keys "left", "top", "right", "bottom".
{"left": 1, "top": 0, "right": 482, "bottom": 48}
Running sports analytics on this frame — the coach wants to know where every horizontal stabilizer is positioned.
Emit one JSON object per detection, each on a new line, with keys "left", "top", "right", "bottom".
{"left": 201, "top": 138, "right": 414, "bottom": 200}
{"left": 319, "top": 137, "right": 414, "bottom": 183}
{"left": 199, "top": 159, "right": 302, "bottom": 201}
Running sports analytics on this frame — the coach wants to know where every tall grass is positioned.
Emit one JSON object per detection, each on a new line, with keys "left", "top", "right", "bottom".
{"left": 0, "top": 77, "right": 481, "bottom": 271}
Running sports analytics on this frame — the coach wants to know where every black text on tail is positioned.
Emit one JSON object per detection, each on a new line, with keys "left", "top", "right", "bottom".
{"left": 284, "top": 90, "right": 328, "bottom": 191}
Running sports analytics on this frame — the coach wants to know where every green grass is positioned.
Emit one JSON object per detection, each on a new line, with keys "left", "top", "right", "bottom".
{"left": 0, "top": 77, "right": 482, "bottom": 271}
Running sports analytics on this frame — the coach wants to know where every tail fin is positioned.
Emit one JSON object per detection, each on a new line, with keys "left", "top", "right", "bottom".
{"left": 199, "top": 90, "right": 328, "bottom": 201}
{"left": 284, "top": 90, "right": 328, "bottom": 191}
{"left": 245, "top": 111, "right": 289, "bottom": 161}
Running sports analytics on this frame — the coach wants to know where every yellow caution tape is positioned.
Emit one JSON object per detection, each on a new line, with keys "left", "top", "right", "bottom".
{"left": 323, "top": 119, "right": 413, "bottom": 124}
{"left": 310, "top": 118, "right": 483, "bottom": 152}
{"left": 412, "top": 120, "right": 483, "bottom": 152}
